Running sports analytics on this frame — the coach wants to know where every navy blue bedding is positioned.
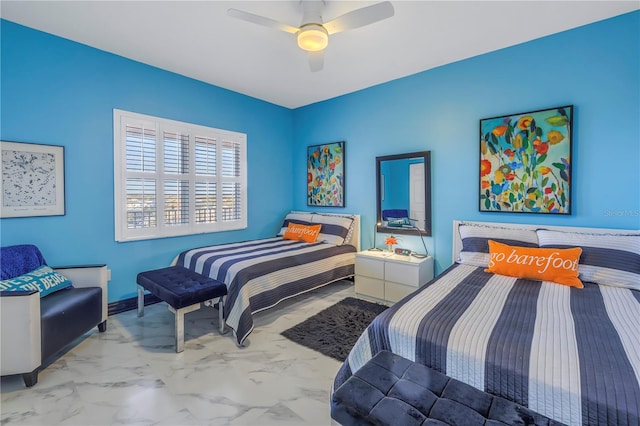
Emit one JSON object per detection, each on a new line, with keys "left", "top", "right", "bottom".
{"left": 176, "top": 237, "right": 356, "bottom": 345}
{"left": 335, "top": 263, "right": 640, "bottom": 426}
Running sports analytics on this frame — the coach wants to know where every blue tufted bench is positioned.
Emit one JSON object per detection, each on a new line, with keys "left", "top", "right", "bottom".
{"left": 136, "top": 266, "right": 227, "bottom": 352}
{"left": 331, "top": 351, "right": 564, "bottom": 426}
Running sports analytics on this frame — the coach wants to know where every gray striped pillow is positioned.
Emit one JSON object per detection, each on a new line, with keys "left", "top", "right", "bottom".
{"left": 457, "top": 224, "right": 539, "bottom": 267}
{"left": 310, "top": 213, "right": 355, "bottom": 246}
{"left": 537, "top": 229, "right": 640, "bottom": 290}
{"left": 278, "top": 212, "right": 314, "bottom": 236}
{"left": 278, "top": 212, "right": 355, "bottom": 246}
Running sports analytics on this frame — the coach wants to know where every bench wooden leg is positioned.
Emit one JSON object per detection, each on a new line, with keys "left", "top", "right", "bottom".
{"left": 137, "top": 285, "right": 145, "bottom": 317}
{"left": 168, "top": 304, "right": 200, "bottom": 353}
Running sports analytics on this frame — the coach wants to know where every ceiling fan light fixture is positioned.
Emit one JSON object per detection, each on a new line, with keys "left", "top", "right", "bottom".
{"left": 297, "top": 24, "right": 328, "bottom": 52}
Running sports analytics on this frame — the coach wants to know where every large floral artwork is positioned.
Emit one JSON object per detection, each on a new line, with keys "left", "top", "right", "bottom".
{"left": 479, "top": 105, "right": 573, "bottom": 214}
{"left": 307, "top": 141, "right": 345, "bottom": 207}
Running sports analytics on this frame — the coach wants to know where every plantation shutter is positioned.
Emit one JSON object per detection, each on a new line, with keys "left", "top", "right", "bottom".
{"left": 114, "top": 110, "right": 247, "bottom": 242}
{"left": 163, "top": 130, "right": 190, "bottom": 226}
{"left": 124, "top": 123, "right": 157, "bottom": 230}
{"left": 195, "top": 136, "right": 217, "bottom": 224}
{"left": 221, "top": 139, "right": 242, "bottom": 222}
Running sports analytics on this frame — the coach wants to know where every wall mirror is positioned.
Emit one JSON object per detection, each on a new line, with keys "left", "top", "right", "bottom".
{"left": 376, "top": 151, "right": 432, "bottom": 236}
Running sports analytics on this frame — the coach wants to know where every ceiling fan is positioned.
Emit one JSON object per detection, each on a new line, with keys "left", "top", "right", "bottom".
{"left": 227, "top": 1, "right": 395, "bottom": 72}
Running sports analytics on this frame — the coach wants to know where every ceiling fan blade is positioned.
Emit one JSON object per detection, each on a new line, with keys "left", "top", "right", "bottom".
{"left": 308, "top": 51, "right": 324, "bottom": 72}
{"left": 227, "top": 8, "right": 299, "bottom": 34}
{"left": 323, "top": 1, "right": 394, "bottom": 35}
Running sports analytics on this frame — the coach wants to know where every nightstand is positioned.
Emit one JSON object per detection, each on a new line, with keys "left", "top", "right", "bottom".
{"left": 355, "top": 251, "right": 434, "bottom": 304}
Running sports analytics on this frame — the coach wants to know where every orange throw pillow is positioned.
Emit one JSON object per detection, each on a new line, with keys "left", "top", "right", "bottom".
{"left": 485, "top": 240, "right": 583, "bottom": 288}
{"left": 283, "top": 223, "right": 322, "bottom": 243}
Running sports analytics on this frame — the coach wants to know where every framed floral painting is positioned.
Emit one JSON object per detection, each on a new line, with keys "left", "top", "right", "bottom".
{"left": 479, "top": 105, "right": 573, "bottom": 214}
{"left": 307, "top": 141, "right": 345, "bottom": 207}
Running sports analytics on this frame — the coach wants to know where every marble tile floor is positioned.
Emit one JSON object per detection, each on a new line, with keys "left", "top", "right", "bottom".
{"left": 1, "top": 281, "right": 356, "bottom": 426}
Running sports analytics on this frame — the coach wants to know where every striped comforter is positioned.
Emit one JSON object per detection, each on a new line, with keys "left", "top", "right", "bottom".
{"left": 335, "top": 263, "right": 640, "bottom": 426}
{"left": 176, "top": 237, "right": 356, "bottom": 345}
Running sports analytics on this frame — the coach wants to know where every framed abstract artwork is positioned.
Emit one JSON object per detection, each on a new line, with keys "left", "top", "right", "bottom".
{"left": 1, "top": 141, "right": 65, "bottom": 218}
{"left": 479, "top": 105, "right": 573, "bottom": 214}
{"left": 307, "top": 141, "right": 345, "bottom": 207}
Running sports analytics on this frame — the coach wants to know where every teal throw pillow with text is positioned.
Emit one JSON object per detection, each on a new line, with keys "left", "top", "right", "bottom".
{"left": 0, "top": 265, "right": 73, "bottom": 297}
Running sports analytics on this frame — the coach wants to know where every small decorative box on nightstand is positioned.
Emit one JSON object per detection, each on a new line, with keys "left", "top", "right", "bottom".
{"left": 355, "top": 251, "right": 434, "bottom": 304}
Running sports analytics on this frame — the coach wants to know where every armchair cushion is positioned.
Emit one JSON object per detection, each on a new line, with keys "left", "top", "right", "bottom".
{"left": 0, "top": 244, "right": 46, "bottom": 280}
{"left": 0, "top": 266, "right": 73, "bottom": 297}
{"left": 40, "top": 287, "right": 102, "bottom": 361}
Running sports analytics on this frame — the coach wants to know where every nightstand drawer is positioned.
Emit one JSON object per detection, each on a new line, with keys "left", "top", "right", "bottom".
{"left": 355, "top": 257, "right": 384, "bottom": 280}
{"left": 385, "top": 262, "right": 420, "bottom": 288}
{"left": 355, "top": 276, "right": 384, "bottom": 299}
{"left": 386, "top": 281, "right": 418, "bottom": 303}
{"left": 354, "top": 251, "right": 434, "bottom": 305}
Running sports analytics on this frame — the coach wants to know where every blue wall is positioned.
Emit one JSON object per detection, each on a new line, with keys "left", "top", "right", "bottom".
{"left": 1, "top": 20, "right": 294, "bottom": 302}
{"left": 292, "top": 11, "right": 640, "bottom": 273}
{"left": 2, "top": 12, "right": 639, "bottom": 301}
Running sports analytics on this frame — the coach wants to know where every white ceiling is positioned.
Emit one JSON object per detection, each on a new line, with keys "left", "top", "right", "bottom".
{"left": 2, "top": 1, "right": 638, "bottom": 109}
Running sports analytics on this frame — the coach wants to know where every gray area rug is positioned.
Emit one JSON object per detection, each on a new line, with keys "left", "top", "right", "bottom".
{"left": 281, "top": 297, "right": 388, "bottom": 361}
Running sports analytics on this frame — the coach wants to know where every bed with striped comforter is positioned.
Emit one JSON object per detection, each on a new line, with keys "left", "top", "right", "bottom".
{"left": 176, "top": 237, "right": 356, "bottom": 345}
{"left": 334, "top": 262, "right": 640, "bottom": 426}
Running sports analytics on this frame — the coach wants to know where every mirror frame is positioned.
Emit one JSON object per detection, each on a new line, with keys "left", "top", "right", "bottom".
{"left": 376, "top": 151, "right": 432, "bottom": 236}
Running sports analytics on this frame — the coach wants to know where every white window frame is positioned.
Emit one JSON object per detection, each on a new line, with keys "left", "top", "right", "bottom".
{"left": 114, "top": 109, "right": 247, "bottom": 242}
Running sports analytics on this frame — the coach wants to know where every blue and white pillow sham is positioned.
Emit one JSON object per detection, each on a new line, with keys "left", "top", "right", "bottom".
{"left": 457, "top": 223, "right": 539, "bottom": 267}
{"left": 278, "top": 212, "right": 314, "bottom": 236}
{"left": 311, "top": 213, "right": 355, "bottom": 246}
{"left": 278, "top": 212, "right": 355, "bottom": 246}
{"left": 537, "top": 229, "right": 640, "bottom": 290}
